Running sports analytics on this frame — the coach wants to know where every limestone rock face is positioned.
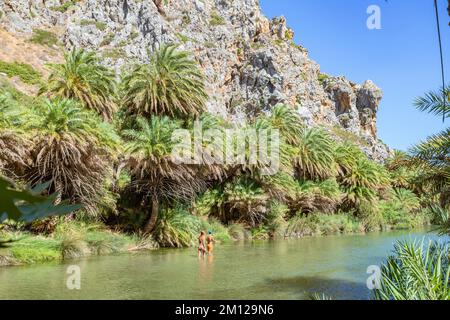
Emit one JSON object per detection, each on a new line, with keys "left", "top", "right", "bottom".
{"left": 0, "top": 0, "right": 390, "bottom": 161}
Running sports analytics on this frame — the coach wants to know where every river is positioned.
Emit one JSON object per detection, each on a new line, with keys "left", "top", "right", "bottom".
{"left": 0, "top": 228, "right": 446, "bottom": 300}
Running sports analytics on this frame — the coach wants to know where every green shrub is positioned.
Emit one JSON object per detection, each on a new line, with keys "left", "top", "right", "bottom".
{"left": 285, "top": 30, "right": 293, "bottom": 40}
{"left": 193, "top": 189, "right": 221, "bottom": 216}
{"left": 130, "top": 31, "right": 139, "bottom": 40}
{"left": 251, "top": 225, "right": 270, "bottom": 240}
{"left": 379, "top": 189, "right": 428, "bottom": 230}
{"left": 0, "top": 60, "right": 42, "bottom": 85}
{"left": 59, "top": 234, "right": 87, "bottom": 260}
{"left": 374, "top": 240, "right": 450, "bottom": 300}
{"left": 204, "top": 41, "right": 216, "bottom": 49}
{"left": 95, "top": 22, "right": 107, "bottom": 31}
{"left": 331, "top": 126, "right": 369, "bottom": 147}
{"left": 50, "top": 1, "right": 79, "bottom": 13}
{"left": 117, "top": 40, "right": 128, "bottom": 47}
{"left": 85, "top": 230, "right": 133, "bottom": 255}
{"left": 79, "top": 19, "right": 107, "bottom": 31}
{"left": 79, "top": 19, "right": 93, "bottom": 26}
{"left": 318, "top": 73, "right": 329, "bottom": 84}
{"left": 30, "top": 29, "right": 59, "bottom": 47}
{"left": 317, "top": 214, "right": 362, "bottom": 235}
{"left": 0, "top": 222, "right": 136, "bottom": 265}
{"left": 103, "top": 48, "right": 125, "bottom": 60}
{"left": 286, "top": 213, "right": 363, "bottom": 237}
{"left": 176, "top": 33, "right": 196, "bottom": 44}
{"left": 379, "top": 200, "right": 410, "bottom": 228}
{"left": 286, "top": 214, "right": 319, "bottom": 237}
{"left": 55, "top": 220, "right": 136, "bottom": 259}
{"left": 358, "top": 201, "right": 383, "bottom": 232}
{"left": 54, "top": 220, "right": 89, "bottom": 260}
{"left": 0, "top": 78, "right": 38, "bottom": 105}
{"left": 100, "top": 33, "right": 115, "bottom": 46}
{"left": 181, "top": 12, "right": 191, "bottom": 26}
{"left": 200, "top": 218, "right": 231, "bottom": 243}
{"left": 227, "top": 223, "right": 251, "bottom": 241}
{"left": 265, "top": 202, "right": 288, "bottom": 238}
{"left": 210, "top": 11, "right": 225, "bottom": 26}
{"left": 153, "top": 207, "right": 203, "bottom": 248}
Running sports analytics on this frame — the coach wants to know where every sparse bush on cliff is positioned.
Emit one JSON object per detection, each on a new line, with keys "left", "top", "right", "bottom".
{"left": 30, "top": 29, "right": 59, "bottom": 47}
{"left": 0, "top": 60, "right": 42, "bottom": 85}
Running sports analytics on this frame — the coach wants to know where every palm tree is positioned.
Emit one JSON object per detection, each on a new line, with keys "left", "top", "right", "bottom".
{"left": 385, "top": 151, "right": 417, "bottom": 190}
{"left": 411, "top": 86, "right": 450, "bottom": 206}
{"left": 411, "top": 128, "right": 450, "bottom": 169}
{"left": 293, "top": 127, "right": 337, "bottom": 180}
{"left": 267, "top": 104, "right": 303, "bottom": 145}
{"left": 334, "top": 141, "right": 391, "bottom": 208}
{"left": 39, "top": 49, "right": 117, "bottom": 121}
{"left": 392, "top": 188, "right": 421, "bottom": 213}
{"left": 430, "top": 205, "right": 450, "bottom": 236}
{"left": 414, "top": 85, "right": 449, "bottom": 119}
{"left": 0, "top": 95, "right": 30, "bottom": 177}
{"left": 299, "top": 179, "right": 343, "bottom": 214}
{"left": 153, "top": 206, "right": 202, "bottom": 248}
{"left": 215, "top": 177, "right": 268, "bottom": 227}
{"left": 121, "top": 44, "right": 207, "bottom": 118}
{"left": 27, "top": 99, "right": 117, "bottom": 214}
{"left": 334, "top": 142, "right": 365, "bottom": 177}
{"left": 185, "top": 112, "right": 228, "bottom": 180}
{"left": 260, "top": 172, "right": 297, "bottom": 203}
{"left": 373, "top": 86, "right": 450, "bottom": 299}
{"left": 341, "top": 157, "right": 389, "bottom": 207}
{"left": 123, "top": 116, "right": 205, "bottom": 234}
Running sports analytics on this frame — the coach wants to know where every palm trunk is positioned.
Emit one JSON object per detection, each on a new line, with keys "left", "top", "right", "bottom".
{"left": 54, "top": 180, "right": 63, "bottom": 205}
{"left": 144, "top": 196, "right": 159, "bottom": 234}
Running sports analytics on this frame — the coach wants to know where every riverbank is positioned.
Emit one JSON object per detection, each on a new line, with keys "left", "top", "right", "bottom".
{"left": 0, "top": 209, "right": 431, "bottom": 267}
{"left": 0, "top": 221, "right": 140, "bottom": 266}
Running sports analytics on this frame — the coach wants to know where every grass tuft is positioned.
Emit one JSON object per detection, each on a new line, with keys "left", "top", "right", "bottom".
{"left": 30, "top": 29, "right": 59, "bottom": 47}
{"left": 0, "top": 60, "right": 42, "bottom": 85}
{"left": 210, "top": 11, "right": 225, "bottom": 26}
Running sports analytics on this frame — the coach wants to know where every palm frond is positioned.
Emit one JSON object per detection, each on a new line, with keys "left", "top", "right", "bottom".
{"left": 121, "top": 44, "right": 207, "bottom": 117}
{"left": 374, "top": 240, "right": 450, "bottom": 300}
{"left": 40, "top": 49, "right": 117, "bottom": 121}
{"left": 294, "top": 127, "right": 337, "bottom": 180}
{"left": 413, "top": 85, "right": 450, "bottom": 119}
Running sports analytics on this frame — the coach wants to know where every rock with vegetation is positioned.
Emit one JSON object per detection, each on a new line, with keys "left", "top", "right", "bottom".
{"left": 0, "top": 0, "right": 389, "bottom": 161}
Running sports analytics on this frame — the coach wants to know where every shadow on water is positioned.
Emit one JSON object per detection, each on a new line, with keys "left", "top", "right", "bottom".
{"left": 264, "top": 275, "right": 370, "bottom": 300}
{"left": 200, "top": 275, "right": 369, "bottom": 300}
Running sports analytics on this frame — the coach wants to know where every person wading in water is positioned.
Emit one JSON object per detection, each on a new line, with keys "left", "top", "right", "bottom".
{"left": 206, "top": 231, "right": 214, "bottom": 255}
{"left": 198, "top": 231, "right": 206, "bottom": 258}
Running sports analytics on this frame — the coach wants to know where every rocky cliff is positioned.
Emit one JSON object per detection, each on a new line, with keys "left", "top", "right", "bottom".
{"left": 0, "top": 0, "right": 390, "bottom": 161}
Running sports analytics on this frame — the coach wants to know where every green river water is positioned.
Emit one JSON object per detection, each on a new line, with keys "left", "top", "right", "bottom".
{"left": 0, "top": 228, "right": 445, "bottom": 300}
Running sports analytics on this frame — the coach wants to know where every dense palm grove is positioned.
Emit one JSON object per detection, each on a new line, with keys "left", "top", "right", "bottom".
{"left": 0, "top": 45, "right": 447, "bottom": 261}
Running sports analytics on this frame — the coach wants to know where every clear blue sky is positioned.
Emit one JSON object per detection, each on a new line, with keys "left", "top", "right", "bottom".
{"left": 260, "top": 0, "right": 449, "bottom": 151}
